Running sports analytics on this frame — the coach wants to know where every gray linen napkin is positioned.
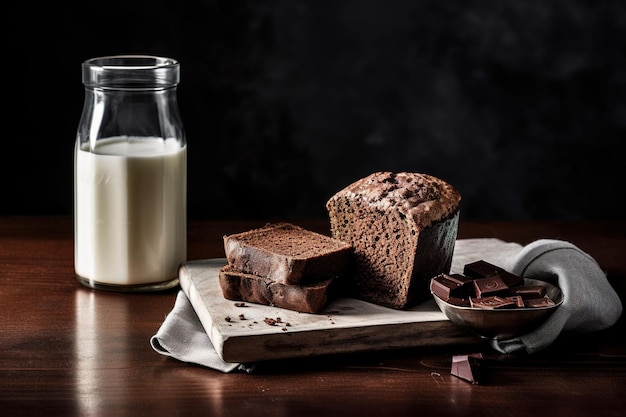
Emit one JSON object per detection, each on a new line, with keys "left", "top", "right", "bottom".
{"left": 491, "top": 239, "right": 623, "bottom": 354}
{"left": 150, "top": 290, "right": 255, "bottom": 373}
{"left": 150, "top": 238, "right": 622, "bottom": 371}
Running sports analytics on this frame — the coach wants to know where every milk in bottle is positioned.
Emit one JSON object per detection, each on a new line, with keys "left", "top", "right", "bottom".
{"left": 74, "top": 56, "right": 186, "bottom": 291}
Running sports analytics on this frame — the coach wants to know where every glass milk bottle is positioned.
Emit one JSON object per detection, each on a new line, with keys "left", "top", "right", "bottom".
{"left": 75, "top": 55, "right": 186, "bottom": 292}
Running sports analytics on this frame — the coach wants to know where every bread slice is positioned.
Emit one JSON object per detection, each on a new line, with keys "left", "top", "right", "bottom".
{"left": 326, "top": 172, "right": 461, "bottom": 309}
{"left": 223, "top": 222, "right": 352, "bottom": 285}
{"left": 218, "top": 265, "right": 334, "bottom": 314}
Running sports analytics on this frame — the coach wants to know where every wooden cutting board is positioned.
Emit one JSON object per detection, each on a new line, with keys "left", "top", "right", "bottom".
{"left": 179, "top": 239, "right": 523, "bottom": 363}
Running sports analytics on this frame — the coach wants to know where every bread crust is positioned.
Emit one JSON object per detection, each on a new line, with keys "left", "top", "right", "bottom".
{"left": 331, "top": 172, "right": 460, "bottom": 228}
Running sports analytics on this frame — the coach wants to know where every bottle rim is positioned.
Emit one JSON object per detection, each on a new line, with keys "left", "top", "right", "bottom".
{"left": 82, "top": 55, "right": 180, "bottom": 89}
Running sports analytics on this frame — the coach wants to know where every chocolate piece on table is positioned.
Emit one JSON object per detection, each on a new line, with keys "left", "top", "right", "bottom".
{"left": 463, "top": 260, "right": 523, "bottom": 287}
{"left": 510, "top": 285, "right": 547, "bottom": 299}
{"left": 451, "top": 353, "right": 484, "bottom": 384}
{"left": 472, "top": 275, "right": 509, "bottom": 298}
{"left": 525, "top": 296, "right": 556, "bottom": 308}
{"left": 470, "top": 296, "right": 516, "bottom": 309}
{"left": 430, "top": 273, "right": 473, "bottom": 301}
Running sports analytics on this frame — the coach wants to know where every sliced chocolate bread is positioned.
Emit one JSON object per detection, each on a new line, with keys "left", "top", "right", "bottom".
{"left": 218, "top": 265, "right": 335, "bottom": 314}
{"left": 223, "top": 222, "right": 352, "bottom": 285}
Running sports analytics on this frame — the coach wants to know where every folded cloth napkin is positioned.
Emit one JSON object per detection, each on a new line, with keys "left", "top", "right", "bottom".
{"left": 150, "top": 290, "right": 256, "bottom": 373}
{"left": 491, "top": 239, "right": 623, "bottom": 354}
{"left": 150, "top": 238, "right": 623, "bottom": 372}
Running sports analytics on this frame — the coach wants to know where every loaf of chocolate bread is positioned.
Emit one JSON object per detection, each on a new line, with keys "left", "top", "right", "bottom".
{"left": 326, "top": 172, "right": 461, "bottom": 309}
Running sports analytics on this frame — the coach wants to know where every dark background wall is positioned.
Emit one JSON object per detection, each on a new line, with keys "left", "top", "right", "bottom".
{"left": 4, "top": 1, "right": 625, "bottom": 221}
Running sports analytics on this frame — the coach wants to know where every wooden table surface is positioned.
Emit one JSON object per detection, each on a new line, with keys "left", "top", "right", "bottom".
{"left": 1, "top": 217, "right": 625, "bottom": 417}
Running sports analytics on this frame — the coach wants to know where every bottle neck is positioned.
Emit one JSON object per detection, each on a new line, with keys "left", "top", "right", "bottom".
{"left": 78, "top": 85, "right": 184, "bottom": 147}
{"left": 77, "top": 55, "right": 185, "bottom": 151}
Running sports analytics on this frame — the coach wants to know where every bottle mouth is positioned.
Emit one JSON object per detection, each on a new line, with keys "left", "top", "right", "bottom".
{"left": 82, "top": 55, "right": 180, "bottom": 89}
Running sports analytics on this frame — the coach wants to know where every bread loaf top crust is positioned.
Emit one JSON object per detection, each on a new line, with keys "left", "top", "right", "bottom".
{"left": 329, "top": 172, "right": 461, "bottom": 228}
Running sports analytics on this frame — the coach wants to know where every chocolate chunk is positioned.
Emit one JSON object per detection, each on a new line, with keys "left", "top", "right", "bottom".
{"left": 447, "top": 296, "right": 471, "bottom": 307}
{"left": 430, "top": 273, "right": 473, "bottom": 301}
{"left": 463, "top": 260, "right": 499, "bottom": 278}
{"left": 499, "top": 272, "right": 524, "bottom": 288}
{"left": 470, "top": 296, "right": 516, "bottom": 309}
{"left": 510, "top": 285, "right": 547, "bottom": 299}
{"left": 464, "top": 260, "right": 523, "bottom": 287}
{"left": 525, "top": 296, "right": 556, "bottom": 308}
{"left": 446, "top": 273, "right": 473, "bottom": 286}
{"left": 505, "top": 295, "right": 525, "bottom": 308}
{"left": 451, "top": 353, "right": 484, "bottom": 384}
{"left": 498, "top": 269, "right": 524, "bottom": 287}
{"left": 472, "top": 275, "right": 509, "bottom": 297}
